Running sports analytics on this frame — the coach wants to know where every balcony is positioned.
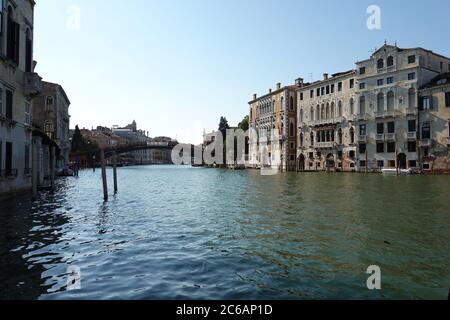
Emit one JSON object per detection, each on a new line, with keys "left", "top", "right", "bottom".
{"left": 24, "top": 72, "right": 42, "bottom": 97}
{"left": 419, "top": 139, "right": 431, "bottom": 147}
{"left": 376, "top": 134, "right": 385, "bottom": 141}
{"left": 376, "top": 109, "right": 398, "bottom": 118}
{"left": 386, "top": 133, "right": 396, "bottom": 141}
{"left": 407, "top": 132, "right": 417, "bottom": 140}
{"left": 315, "top": 142, "right": 336, "bottom": 149}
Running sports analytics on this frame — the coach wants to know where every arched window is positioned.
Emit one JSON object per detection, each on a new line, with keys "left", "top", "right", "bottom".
{"left": 350, "top": 127, "right": 355, "bottom": 144}
{"left": 326, "top": 103, "right": 330, "bottom": 119}
{"left": 338, "top": 129, "right": 343, "bottom": 145}
{"left": 281, "top": 97, "right": 285, "bottom": 110}
{"left": 316, "top": 105, "right": 320, "bottom": 120}
{"left": 46, "top": 96, "right": 54, "bottom": 112}
{"left": 45, "top": 121, "right": 54, "bottom": 139}
{"left": 387, "top": 91, "right": 395, "bottom": 111}
{"left": 310, "top": 132, "right": 314, "bottom": 146}
{"left": 387, "top": 56, "right": 394, "bottom": 67}
{"left": 310, "top": 108, "right": 314, "bottom": 121}
{"left": 321, "top": 104, "right": 325, "bottom": 120}
{"left": 317, "top": 132, "right": 321, "bottom": 143}
{"left": 290, "top": 122, "right": 294, "bottom": 137}
{"left": 290, "top": 96, "right": 294, "bottom": 110}
{"left": 377, "top": 92, "right": 384, "bottom": 113}
{"left": 300, "top": 133, "right": 304, "bottom": 147}
{"left": 359, "top": 96, "right": 366, "bottom": 115}
{"left": 7, "top": 6, "right": 20, "bottom": 63}
{"left": 272, "top": 100, "right": 275, "bottom": 112}
{"left": 408, "top": 88, "right": 416, "bottom": 110}
{"left": 377, "top": 58, "right": 384, "bottom": 69}
{"left": 338, "top": 101, "right": 343, "bottom": 117}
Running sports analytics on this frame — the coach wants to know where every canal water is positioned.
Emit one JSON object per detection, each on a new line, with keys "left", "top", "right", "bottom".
{"left": 0, "top": 166, "right": 449, "bottom": 300}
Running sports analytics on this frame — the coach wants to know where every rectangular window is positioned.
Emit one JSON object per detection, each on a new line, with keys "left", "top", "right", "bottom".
{"left": 377, "top": 79, "right": 384, "bottom": 86}
{"left": 300, "top": 92, "right": 304, "bottom": 101}
{"left": 445, "top": 92, "right": 450, "bottom": 107}
{"left": 359, "top": 124, "right": 366, "bottom": 135}
{"left": 331, "top": 84, "right": 335, "bottom": 93}
{"left": 24, "top": 144, "right": 30, "bottom": 172}
{"left": 359, "top": 67, "right": 366, "bottom": 75}
{"left": 408, "top": 72, "right": 416, "bottom": 81}
{"left": 408, "top": 55, "right": 416, "bottom": 64}
{"left": 310, "top": 90, "right": 314, "bottom": 98}
{"left": 316, "top": 88, "right": 320, "bottom": 97}
{"left": 376, "top": 143, "right": 384, "bottom": 153}
{"left": 377, "top": 123, "right": 384, "bottom": 134}
{"left": 326, "top": 86, "right": 330, "bottom": 95}
{"left": 321, "top": 87, "right": 325, "bottom": 95}
{"left": 338, "top": 82, "right": 343, "bottom": 91}
{"left": 24, "top": 99, "right": 31, "bottom": 126}
{"left": 407, "top": 141, "right": 417, "bottom": 153}
{"left": 5, "top": 142, "right": 12, "bottom": 173}
{"left": 359, "top": 82, "right": 365, "bottom": 90}
{"left": 387, "top": 122, "right": 395, "bottom": 134}
{"left": 420, "top": 96, "right": 432, "bottom": 110}
{"left": 360, "top": 160, "right": 366, "bottom": 167}
{"left": 421, "top": 122, "right": 431, "bottom": 139}
{"left": 388, "top": 160, "right": 396, "bottom": 168}
{"left": 350, "top": 79, "right": 355, "bottom": 89}
{"left": 409, "top": 160, "right": 417, "bottom": 168}
{"left": 408, "top": 120, "right": 416, "bottom": 132}
{"left": 349, "top": 150, "right": 355, "bottom": 158}
{"left": 387, "top": 77, "right": 394, "bottom": 84}
{"left": 387, "top": 142, "right": 396, "bottom": 153}
{"left": 377, "top": 160, "right": 384, "bottom": 168}
{"left": 359, "top": 143, "right": 366, "bottom": 154}
{"left": 5, "top": 89, "right": 12, "bottom": 120}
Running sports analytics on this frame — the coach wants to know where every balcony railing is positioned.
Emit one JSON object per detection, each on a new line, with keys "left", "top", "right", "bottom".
{"left": 407, "top": 132, "right": 417, "bottom": 140}
{"left": 376, "top": 110, "right": 398, "bottom": 118}
{"left": 386, "top": 133, "right": 396, "bottom": 141}
{"left": 376, "top": 134, "right": 385, "bottom": 141}
{"left": 0, "top": 169, "right": 18, "bottom": 178}
{"left": 419, "top": 139, "right": 431, "bottom": 147}
{"left": 311, "top": 117, "right": 344, "bottom": 126}
{"left": 24, "top": 72, "right": 42, "bottom": 97}
{"left": 315, "top": 142, "right": 336, "bottom": 149}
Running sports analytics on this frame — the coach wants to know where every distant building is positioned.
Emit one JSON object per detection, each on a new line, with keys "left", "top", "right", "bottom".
{"left": 33, "top": 81, "right": 71, "bottom": 167}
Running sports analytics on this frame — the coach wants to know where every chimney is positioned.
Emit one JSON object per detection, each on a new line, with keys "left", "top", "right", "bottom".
{"left": 269, "top": 89, "right": 272, "bottom": 94}
{"left": 276, "top": 83, "right": 281, "bottom": 90}
{"left": 323, "top": 73, "right": 329, "bottom": 81}
{"left": 253, "top": 93, "right": 257, "bottom": 100}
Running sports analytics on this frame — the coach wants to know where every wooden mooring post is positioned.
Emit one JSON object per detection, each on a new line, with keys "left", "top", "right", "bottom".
{"left": 100, "top": 149, "right": 108, "bottom": 201}
{"left": 32, "top": 142, "right": 38, "bottom": 199}
{"left": 112, "top": 151, "right": 118, "bottom": 194}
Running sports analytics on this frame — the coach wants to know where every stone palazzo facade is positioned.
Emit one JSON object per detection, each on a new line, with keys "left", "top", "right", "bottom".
{"left": 248, "top": 43, "right": 450, "bottom": 173}
{"left": 248, "top": 81, "right": 301, "bottom": 171}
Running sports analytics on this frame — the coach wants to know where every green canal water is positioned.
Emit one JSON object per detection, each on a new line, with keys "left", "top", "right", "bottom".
{"left": 0, "top": 165, "right": 449, "bottom": 299}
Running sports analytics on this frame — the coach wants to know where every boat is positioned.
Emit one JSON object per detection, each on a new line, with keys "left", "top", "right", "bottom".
{"left": 381, "top": 168, "right": 413, "bottom": 175}
{"left": 56, "top": 167, "right": 75, "bottom": 177}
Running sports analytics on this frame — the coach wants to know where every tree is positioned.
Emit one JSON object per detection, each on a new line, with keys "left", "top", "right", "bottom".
{"left": 71, "top": 125, "right": 83, "bottom": 151}
{"left": 238, "top": 115, "right": 249, "bottom": 132}
{"left": 218, "top": 116, "right": 230, "bottom": 135}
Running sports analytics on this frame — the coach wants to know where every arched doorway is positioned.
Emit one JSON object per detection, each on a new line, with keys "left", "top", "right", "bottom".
{"left": 326, "top": 154, "right": 335, "bottom": 172}
{"left": 298, "top": 154, "right": 305, "bottom": 172}
{"left": 397, "top": 153, "right": 407, "bottom": 169}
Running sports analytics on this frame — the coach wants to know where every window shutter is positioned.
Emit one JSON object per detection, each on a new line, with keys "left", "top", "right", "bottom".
{"left": 14, "top": 22, "right": 20, "bottom": 64}
{"left": 5, "top": 90, "right": 12, "bottom": 119}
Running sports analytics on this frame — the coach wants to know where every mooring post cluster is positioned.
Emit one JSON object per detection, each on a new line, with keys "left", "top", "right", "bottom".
{"left": 100, "top": 149, "right": 119, "bottom": 201}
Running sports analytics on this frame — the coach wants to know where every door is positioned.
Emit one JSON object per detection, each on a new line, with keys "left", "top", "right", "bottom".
{"left": 5, "top": 142, "right": 12, "bottom": 175}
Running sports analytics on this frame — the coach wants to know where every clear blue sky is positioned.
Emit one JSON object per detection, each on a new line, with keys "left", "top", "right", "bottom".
{"left": 34, "top": 0, "right": 450, "bottom": 144}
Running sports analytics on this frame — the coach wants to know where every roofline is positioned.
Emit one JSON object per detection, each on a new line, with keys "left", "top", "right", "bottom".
{"left": 296, "top": 70, "right": 356, "bottom": 91}
{"left": 42, "top": 81, "right": 71, "bottom": 105}
{"left": 248, "top": 85, "right": 300, "bottom": 104}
